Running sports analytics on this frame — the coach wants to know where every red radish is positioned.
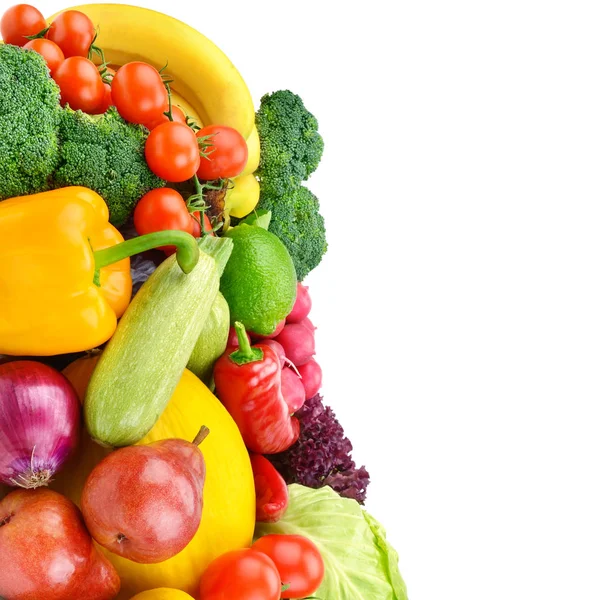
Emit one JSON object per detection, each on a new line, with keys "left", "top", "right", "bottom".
{"left": 286, "top": 283, "right": 312, "bottom": 323}
{"left": 274, "top": 322, "right": 315, "bottom": 367}
{"left": 250, "top": 319, "right": 285, "bottom": 341}
{"left": 260, "top": 340, "right": 286, "bottom": 366}
{"left": 280, "top": 367, "right": 306, "bottom": 413}
{"left": 297, "top": 358, "right": 323, "bottom": 399}
{"left": 300, "top": 316, "right": 316, "bottom": 333}
{"left": 0, "top": 361, "right": 80, "bottom": 489}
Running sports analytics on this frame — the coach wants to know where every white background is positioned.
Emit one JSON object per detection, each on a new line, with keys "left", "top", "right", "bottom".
{"left": 8, "top": 0, "right": 600, "bottom": 598}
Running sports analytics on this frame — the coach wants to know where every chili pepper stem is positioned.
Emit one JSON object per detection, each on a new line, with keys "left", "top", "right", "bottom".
{"left": 94, "top": 230, "right": 199, "bottom": 274}
{"left": 193, "top": 425, "right": 210, "bottom": 446}
{"left": 229, "top": 322, "right": 264, "bottom": 365}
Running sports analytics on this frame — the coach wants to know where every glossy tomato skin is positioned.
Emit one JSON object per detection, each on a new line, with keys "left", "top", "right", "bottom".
{"left": 92, "top": 82, "right": 112, "bottom": 114}
{"left": 111, "top": 61, "right": 168, "bottom": 125}
{"left": 144, "top": 105, "right": 186, "bottom": 130}
{"left": 0, "top": 4, "right": 46, "bottom": 46}
{"left": 190, "top": 211, "right": 213, "bottom": 238}
{"left": 145, "top": 121, "right": 201, "bottom": 183}
{"left": 47, "top": 10, "right": 95, "bottom": 58}
{"left": 134, "top": 188, "right": 193, "bottom": 236}
{"left": 198, "top": 548, "right": 281, "bottom": 600}
{"left": 196, "top": 124, "right": 248, "bottom": 180}
{"left": 53, "top": 56, "right": 104, "bottom": 113}
{"left": 252, "top": 534, "right": 325, "bottom": 598}
{"left": 23, "top": 38, "right": 64, "bottom": 74}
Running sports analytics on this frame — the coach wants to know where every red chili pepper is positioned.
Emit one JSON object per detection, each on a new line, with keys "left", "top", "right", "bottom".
{"left": 213, "top": 322, "right": 300, "bottom": 454}
{"left": 250, "top": 453, "right": 289, "bottom": 522}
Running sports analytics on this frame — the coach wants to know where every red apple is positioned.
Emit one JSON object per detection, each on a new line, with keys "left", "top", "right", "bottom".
{"left": 0, "top": 488, "right": 120, "bottom": 600}
{"left": 81, "top": 431, "right": 207, "bottom": 564}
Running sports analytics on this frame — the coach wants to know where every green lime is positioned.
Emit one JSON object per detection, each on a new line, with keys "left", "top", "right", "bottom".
{"left": 221, "top": 224, "right": 297, "bottom": 335}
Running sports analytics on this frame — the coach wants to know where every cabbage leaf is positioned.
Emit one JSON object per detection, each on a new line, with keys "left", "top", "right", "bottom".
{"left": 255, "top": 484, "right": 408, "bottom": 599}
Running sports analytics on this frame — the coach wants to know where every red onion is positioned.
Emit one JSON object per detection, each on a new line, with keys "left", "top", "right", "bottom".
{"left": 0, "top": 361, "right": 80, "bottom": 489}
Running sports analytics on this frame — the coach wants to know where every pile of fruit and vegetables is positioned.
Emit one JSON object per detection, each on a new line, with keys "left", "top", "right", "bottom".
{"left": 0, "top": 3, "right": 407, "bottom": 599}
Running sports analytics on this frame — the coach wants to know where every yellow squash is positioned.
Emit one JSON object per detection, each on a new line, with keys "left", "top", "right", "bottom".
{"left": 129, "top": 589, "right": 195, "bottom": 600}
{"left": 53, "top": 359, "right": 255, "bottom": 598}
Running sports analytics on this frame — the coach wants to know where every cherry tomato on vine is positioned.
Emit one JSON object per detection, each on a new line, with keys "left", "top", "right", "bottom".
{"left": 133, "top": 188, "right": 194, "bottom": 254}
{"left": 92, "top": 82, "right": 113, "bottom": 114}
{"left": 198, "top": 548, "right": 281, "bottom": 600}
{"left": 190, "top": 211, "right": 214, "bottom": 238}
{"left": 143, "top": 105, "right": 186, "bottom": 131}
{"left": 52, "top": 56, "right": 104, "bottom": 113}
{"left": 23, "top": 38, "right": 64, "bottom": 74}
{"left": 47, "top": 10, "right": 95, "bottom": 58}
{"left": 145, "top": 121, "right": 201, "bottom": 182}
{"left": 111, "top": 61, "right": 168, "bottom": 125}
{"left": 252, "top": 534, "right": 325, "bottom": 599}
{"left": 0, "top": 4, "right": 46, "bottom": 47}
{"left": 196, "top": 124, "right": 248, "bottom": 180}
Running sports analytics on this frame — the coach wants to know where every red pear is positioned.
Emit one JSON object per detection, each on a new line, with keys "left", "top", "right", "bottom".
{"left": 81, "top": 427, "right": 208, "bottom": 563}
{"left": 0, "top": 488, "right": 120, "bottom": 600}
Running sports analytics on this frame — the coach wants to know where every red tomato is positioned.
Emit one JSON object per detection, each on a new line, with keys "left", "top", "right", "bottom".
{"left": 143, "top": 105, "right": 186, "bottom": 130}
{"left": 198, "top": 548, "right": 281, "bottom": 600}
{"left": 196, "top": 124, "right": 248, "bottom": 180}
{"left": 52, "top": 56, "right": 104, "bottom": 113}
{"left": 145, "top": 121, "right": 200, "bottom": 183}
{"left": 23, "top": 38, "right": 64, "bottom": 74}
{"left": 92, "top": 82, "right": 112, "bottom": 114}
{"left": 0, "top": 4, "right": 46, "bottom": 46}
{"left": 190, "top": 211, "right": 214, "bottom": 238}
{"left": 133, "top": 188, "right": 194, "bottom": 254}
{"left": 47, "top": 10, "right": 95, "bottom": 58}
{"left": 252, "top": 534, "right": 325, "bottom": 598}
{"left": 111, "top": 61, "right": 168, "bottom": 125}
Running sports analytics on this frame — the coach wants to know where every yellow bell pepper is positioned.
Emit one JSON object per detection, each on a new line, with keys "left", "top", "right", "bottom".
{"left": 225, "top": 173, "right": 260, "bottom": 219}
{"left": 0, "top": 187, "right": 199, "bottom": 356}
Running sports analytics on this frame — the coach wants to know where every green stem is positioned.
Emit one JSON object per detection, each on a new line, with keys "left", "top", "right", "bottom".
{"left": 229, "top": 322, "right": 263, "bottom": 365}
{"left": 94, "top": 230, "right": 199, "bottom": 274}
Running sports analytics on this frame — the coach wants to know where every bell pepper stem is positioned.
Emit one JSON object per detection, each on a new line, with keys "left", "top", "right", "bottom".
{"left": 94, "top": 230, "right": 200, "bottom": 274}
{"left": 230, "top": 321, "right": 264, "bottom": 365}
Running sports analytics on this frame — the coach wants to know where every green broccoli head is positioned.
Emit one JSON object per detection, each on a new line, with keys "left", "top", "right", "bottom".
{"left": 255, "top": 90, "right": 324, "bottom": 196}
{"left": 0, "top": 44, "right": 61, "bottom": 200}
{"left": 258, "top": 185, "right": 327, "bottom": 281}
{"left": 53, "top": 107, "right": 165, "bottom": 225}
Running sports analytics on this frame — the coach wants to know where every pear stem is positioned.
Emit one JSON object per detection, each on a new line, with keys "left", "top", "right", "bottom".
{"left": 193, "top": 425, "right": 210, "bottom": 446}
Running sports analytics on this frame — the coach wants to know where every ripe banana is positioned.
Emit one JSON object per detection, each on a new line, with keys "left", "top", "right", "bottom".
{"left": 49, "top": 4, "right": 255, "bottom": 139}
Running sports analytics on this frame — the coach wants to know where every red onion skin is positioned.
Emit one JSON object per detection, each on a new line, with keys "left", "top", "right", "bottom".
{"left": 0, "top": 361, "right": 80, "bottom": 488}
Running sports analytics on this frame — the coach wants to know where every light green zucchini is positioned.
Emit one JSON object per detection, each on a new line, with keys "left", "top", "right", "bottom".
{"left": 85, "top": 236, "right": 233, "bottom": 448}
{"left": 187, "top": 291, "right": 230, "bottom": 388}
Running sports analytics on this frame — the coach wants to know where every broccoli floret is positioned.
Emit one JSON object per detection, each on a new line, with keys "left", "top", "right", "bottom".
{"left": 258, "top": 185, "right": 327, "bottom": 281}
{"left": 255, "top": 90, "right": 324, "bottom": 196}
{"left": 0, "top": 44, "right": 61, "bottom": 200}
{"left": 53, "top": 107, "right": 165, "bottom": 226}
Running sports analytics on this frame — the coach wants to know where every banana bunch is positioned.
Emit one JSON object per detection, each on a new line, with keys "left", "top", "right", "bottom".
{"left": 50, "top": 3, "right": 260, "bottom": 218}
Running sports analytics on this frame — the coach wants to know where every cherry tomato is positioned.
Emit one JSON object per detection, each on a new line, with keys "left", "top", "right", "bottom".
{"left": 52, "top": 56, "right": 104, "bottom": 113}
{"left": 143, "top": 105, "right": 186, "bottom": 131}
{"left": 198, "top": 548, "right": 281, "bottom": 600}
{"left": 252, "top": 534, "right": 325, "bottom": 599}
{"left": 190, "top": 211, "right": 213, "bottom": 238}
{"left": 0, "top": 4, "right": 46, "bottom": 46}
{"left": 111, "top": 61, "right": 168, "bottom": 125}
{"left": 92, "top": 82, "right": 112, "bottom": 114}
{"left": 196, "top": 124, "right": 248, "bottom": 180}
{"left": 47, "top": 10, "right": 95, "bottom": 58}
{"left": 23, "top": 38, "right": 64, "bottom": 74}
{"left": 145, "top": 121, "right": 200, "bottom": 183}
{"left": 133, "top": 188, "right": 193, "bottom": 254}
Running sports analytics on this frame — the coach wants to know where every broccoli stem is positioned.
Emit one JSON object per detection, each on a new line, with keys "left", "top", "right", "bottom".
{"left": 94, "top": 230, "right": 200, "bottom": 274}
